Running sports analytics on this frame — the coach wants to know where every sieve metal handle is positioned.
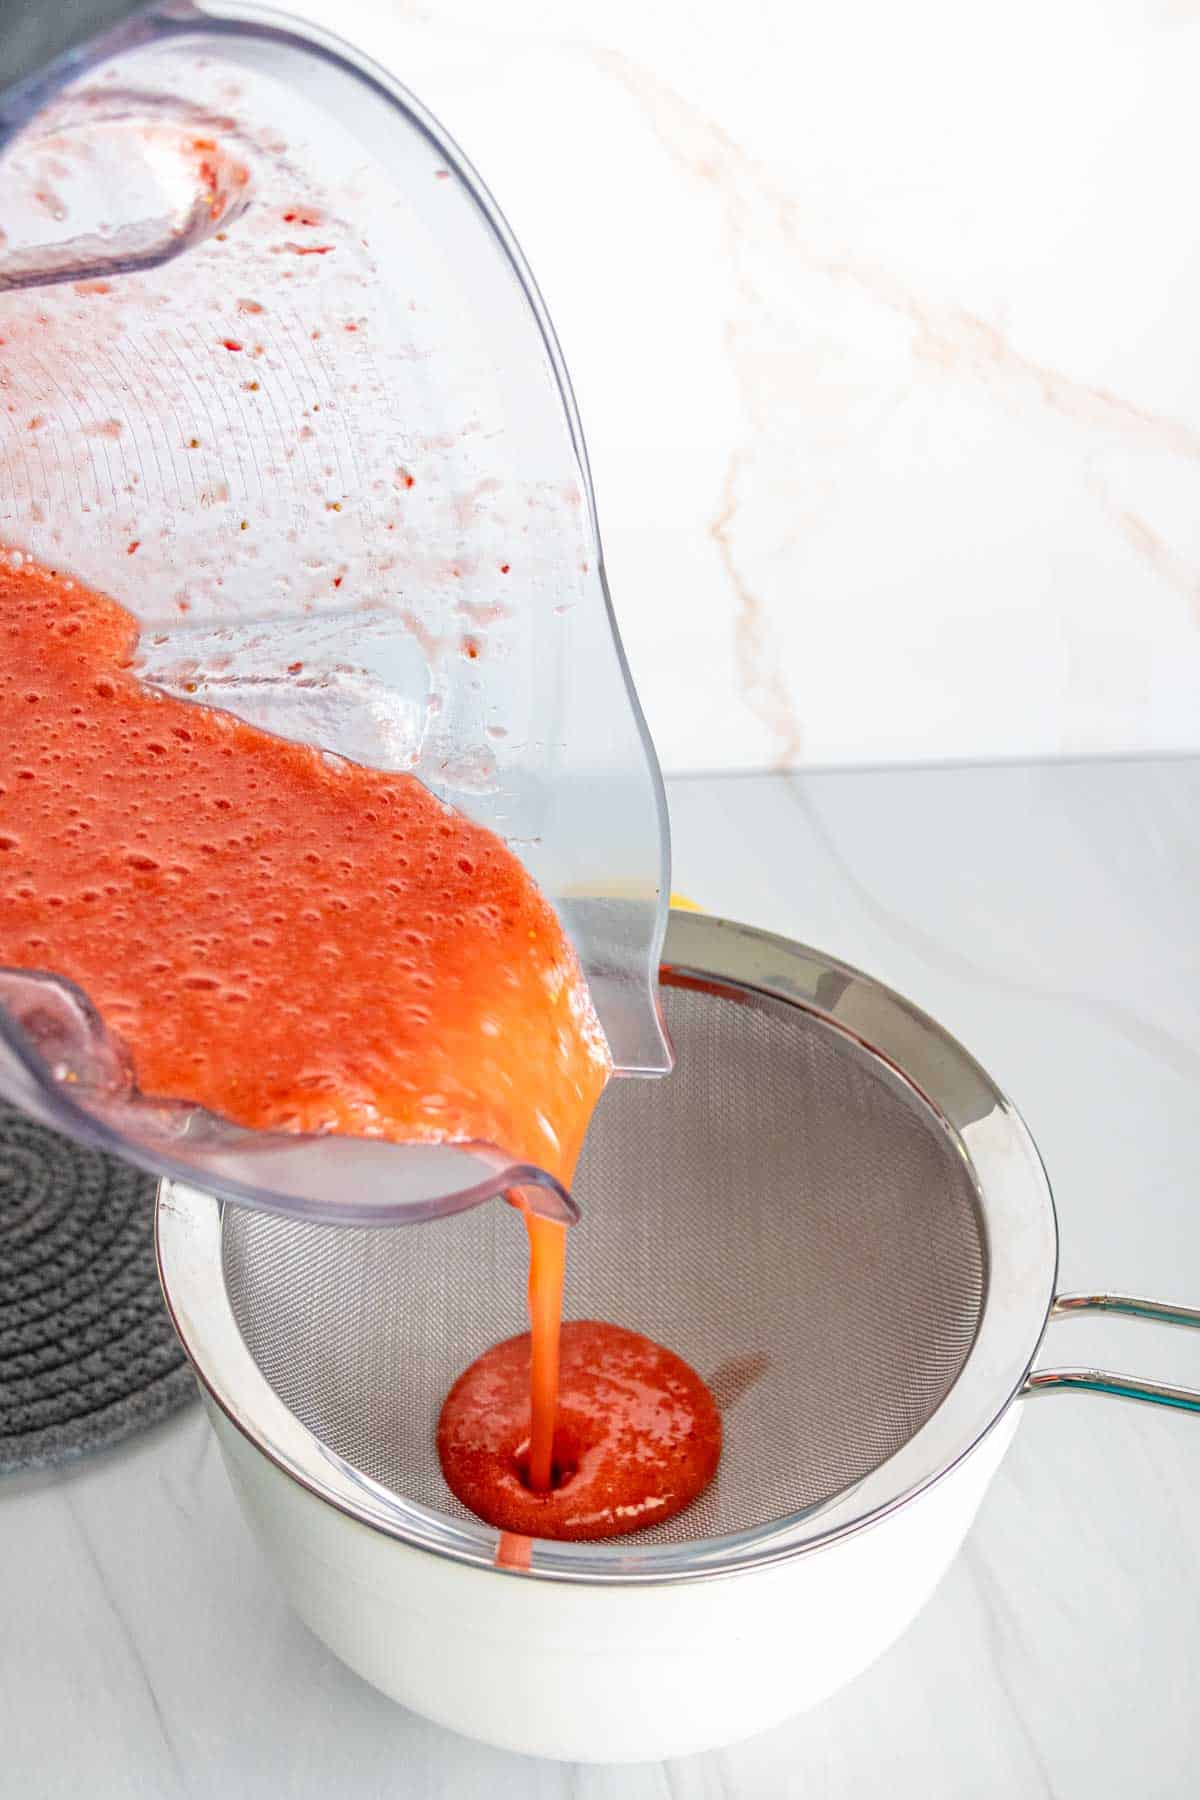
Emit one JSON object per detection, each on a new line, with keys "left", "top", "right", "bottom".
{"left": 1023, "top": 1292, "right": 1200, "bottom": 1415}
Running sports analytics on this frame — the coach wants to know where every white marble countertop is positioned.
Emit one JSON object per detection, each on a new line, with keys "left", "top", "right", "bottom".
{"left": 3, "top": 755, "right": 1200, "bottom": 1797}
{"left": 228, "top": 0, "right": 1200, "bottom": 776}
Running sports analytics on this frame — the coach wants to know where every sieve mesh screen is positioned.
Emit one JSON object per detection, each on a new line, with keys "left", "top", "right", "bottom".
{"left": 222, "top": 976, "right": 986, "bottom": 1542}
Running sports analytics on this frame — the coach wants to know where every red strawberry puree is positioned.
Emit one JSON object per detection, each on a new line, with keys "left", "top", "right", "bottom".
{"left": 0, "top": 554, "right": 720, "bottom": 1538}
{"left": 438, "top": 1320, "right": 722, "bottom": 1539}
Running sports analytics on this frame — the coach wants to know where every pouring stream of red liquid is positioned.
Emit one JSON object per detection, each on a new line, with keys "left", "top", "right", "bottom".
{"left": 525, "top": 1211, "right": 566, "bottom": 1492}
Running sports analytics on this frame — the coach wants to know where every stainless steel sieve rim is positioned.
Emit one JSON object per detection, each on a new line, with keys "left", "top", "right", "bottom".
{"left": 156, "top": 911, "right": 1062, "bottom": 1586}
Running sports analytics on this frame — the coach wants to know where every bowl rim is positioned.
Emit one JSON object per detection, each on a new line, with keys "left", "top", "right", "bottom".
{"left": 155, "top": 911, "right": 1059, "bottom": 1586}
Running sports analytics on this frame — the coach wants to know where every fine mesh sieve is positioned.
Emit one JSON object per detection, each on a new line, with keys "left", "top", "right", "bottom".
{"left": 158, "top": 914, "right": 1200, "bottom": 1757}
{"left": 219, "top": 964, "right": 988, "bottom": 1547}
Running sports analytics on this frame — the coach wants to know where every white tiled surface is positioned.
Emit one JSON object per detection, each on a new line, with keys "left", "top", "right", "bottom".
{"left": 3, "top": 756, "right": 1199, "bottom": 1796}
{"left": 275, "top": 0, "right": 1200, "bottom": 773}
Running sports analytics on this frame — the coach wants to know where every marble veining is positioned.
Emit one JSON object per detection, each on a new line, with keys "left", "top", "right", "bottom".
{"left": 263, "top": 0, "right": 1200, "bottom": 774}
{"left": 585, "top": 40, "right": 1200, "bottom": 761}
{"left": 62, "top": 1486, "right": 191, "bottom": 1799}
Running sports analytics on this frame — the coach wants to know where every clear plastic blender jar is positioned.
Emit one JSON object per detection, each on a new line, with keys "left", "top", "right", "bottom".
{"left": 0, "top": 2, "right": 671, "bottom": 1226}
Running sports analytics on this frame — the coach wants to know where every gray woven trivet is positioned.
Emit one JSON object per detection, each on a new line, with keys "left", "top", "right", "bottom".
{"left": 0, "top": 1100, "right": 196, "bottom": 1472}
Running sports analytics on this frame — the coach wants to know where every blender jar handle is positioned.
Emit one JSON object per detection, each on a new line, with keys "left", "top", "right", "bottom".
{"left": 1023, "top": 1292, "right": 1200, "bottom": 1414}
